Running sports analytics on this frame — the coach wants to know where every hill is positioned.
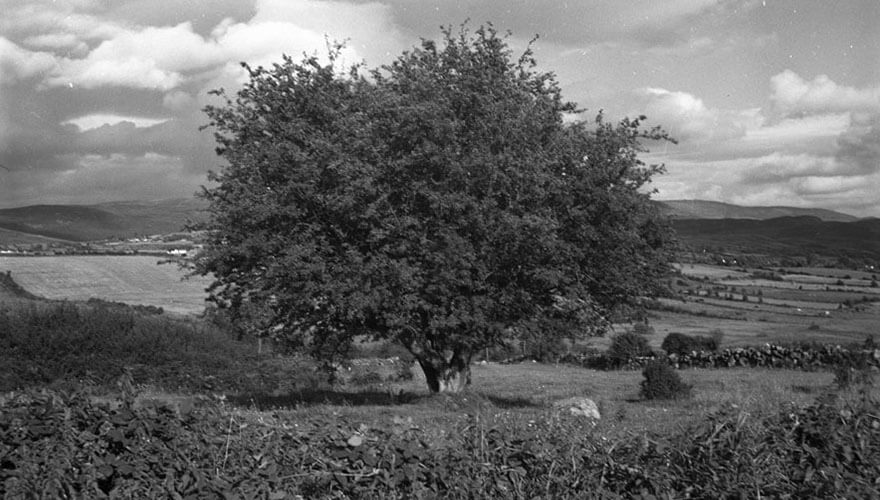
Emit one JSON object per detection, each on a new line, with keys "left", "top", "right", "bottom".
{"left": 672, "top": 216, "right": 880, "bottom": 263}
{"left": 657, "top": 200, "right": 858, "bottom": 222}
{"left": 0, "top": 198, "right": 207, "bottom": 242}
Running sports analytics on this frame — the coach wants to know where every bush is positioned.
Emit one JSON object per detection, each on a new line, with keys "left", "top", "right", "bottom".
{"left": 832, "top": 350, "right": 875, "bottom": 389}
{"left": 4, "top": 386, "right": 880, "bottom": 497}
{"left": 0, "top": 301, "right": 261, "bottom": 393}
{"left": 631, "top": 322, "right": 655, "bottom": 336}
{"left": 606, "top": 331, "right": 653, "bottom": 367}
{"left": 661, "top": 332, "right": 720, "bottom": 356}
{"left": 640, "top": 360, "right": 691, "bottom": 400}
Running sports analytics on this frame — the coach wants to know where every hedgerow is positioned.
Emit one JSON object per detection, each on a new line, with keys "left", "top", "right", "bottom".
{"left": 0, "top": 302, "right": 267, "bottom": 393}
{"left": 3, "top": 387, "right": 880, "bottom": 498}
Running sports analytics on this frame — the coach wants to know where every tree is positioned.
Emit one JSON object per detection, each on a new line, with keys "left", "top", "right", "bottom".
{"left": 194, "top": 25, "right": 675, "bottom": 393}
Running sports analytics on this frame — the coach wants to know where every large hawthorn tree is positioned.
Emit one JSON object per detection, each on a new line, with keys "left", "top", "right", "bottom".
{"left": 196, "top": 26, "right": 675, "bottom": 393}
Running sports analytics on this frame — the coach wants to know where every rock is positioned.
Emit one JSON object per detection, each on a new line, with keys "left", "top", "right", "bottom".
{"left": 552, "top": 396, "right": 600, "bottom": 419}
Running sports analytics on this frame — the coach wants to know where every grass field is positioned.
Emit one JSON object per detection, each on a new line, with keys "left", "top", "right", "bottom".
{"left": 3, "top": 259, "right": 879, "bottom": 496}
{"left": 0, "top": 255, "right": 211, "bottom": 314}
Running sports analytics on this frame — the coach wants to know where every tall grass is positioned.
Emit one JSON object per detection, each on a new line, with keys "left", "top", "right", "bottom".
{"left": 0, "top": 301, "right": 255, "bottom": 392}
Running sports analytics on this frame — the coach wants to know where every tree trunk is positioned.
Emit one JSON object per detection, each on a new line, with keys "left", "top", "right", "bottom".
{"left": 416, "top": 351, "right": 472, "bottom": 393}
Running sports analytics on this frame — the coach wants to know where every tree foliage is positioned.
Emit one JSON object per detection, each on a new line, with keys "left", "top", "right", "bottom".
{"left": 195, "top": 25, "right": 675, "bottom": 392}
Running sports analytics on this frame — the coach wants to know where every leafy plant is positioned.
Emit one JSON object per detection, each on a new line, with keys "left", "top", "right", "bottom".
{"left": 606, "top": 331, "right": 654, "bottom": 367}
{"left": 661, "top": 332, "right": 720, "bottom": 356}
{"left": 194, "top": 24, "right": 675, "bottom": 392}
{"left": 640, "top": 360, "right": 691, "bottom": 400}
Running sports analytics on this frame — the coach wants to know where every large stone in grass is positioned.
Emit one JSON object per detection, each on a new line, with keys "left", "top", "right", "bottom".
{"left": 552, "top": 397, "right": 600, "bottom": 419}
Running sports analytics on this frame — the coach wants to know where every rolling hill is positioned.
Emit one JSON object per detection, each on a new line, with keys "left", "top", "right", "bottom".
{"left": 0, "top": 198, "right": 207, "bottom": 242}
{"left": 656, "top": 199, "right": 858, "bottom": 222}
{"left": 671, "top": 216, "right": 880, "bottom": 262}
{"left": 1, "top": 198, "right": 877, "bottom": 263}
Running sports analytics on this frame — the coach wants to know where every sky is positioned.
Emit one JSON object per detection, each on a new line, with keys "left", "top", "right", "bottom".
{"left": 1, "top": 0, "right": 879, "bottom": 217}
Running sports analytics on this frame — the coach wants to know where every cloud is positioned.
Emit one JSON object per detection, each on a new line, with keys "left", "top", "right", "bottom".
{"left": 639, "top": 87, "right": 763, "bottom": 142}
{"left": 366, "top": 0, "right": 724, "bottom": 47}
{"left": 48, "top": 56, "right": 184, "bottom": 90}
{"left": 63, "top": 114, "right": 169, "bottom": 131}
{"left": 836, "top": 113, "right": 880, "bottom": 176}
{"left": 652, "top": 153, "right": 880, "bottom": 217}
{"left": 0, "top": 153, "right": 203, "bottom": 207}
{"left": 0, "top": 37, "right": 58, "bottom": 83}
{"left": 771, "top": 70, "right": 880, "bottom": 117}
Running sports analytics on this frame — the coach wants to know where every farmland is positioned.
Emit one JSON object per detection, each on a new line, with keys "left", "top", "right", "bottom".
{"left": 0, "top": 255, "right": 211, "bottom": 315}
{"left": 2, "top": 256, "right": 880, "bottom": 496}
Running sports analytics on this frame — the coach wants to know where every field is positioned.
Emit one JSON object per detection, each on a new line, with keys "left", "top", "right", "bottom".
{"left": 0, "top": 255, "right": 212, "bottom": 314}
{"left": 3, "top": 257, "right": 880, "bottom": 496}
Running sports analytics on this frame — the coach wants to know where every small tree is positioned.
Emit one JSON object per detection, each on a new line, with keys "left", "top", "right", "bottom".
{"left": 195, "top": 25, "right": 674, "bottom": 393}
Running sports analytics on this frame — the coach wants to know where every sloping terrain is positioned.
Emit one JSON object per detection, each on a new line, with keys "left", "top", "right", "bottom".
{"left": 0, "top": 198, "right": 207, "bottom": 242}
{"left": 672, "top": 216, "right": 880, "bottom": 260}
{"left": 657, "top": 200, "right": 858, "bottom": 222}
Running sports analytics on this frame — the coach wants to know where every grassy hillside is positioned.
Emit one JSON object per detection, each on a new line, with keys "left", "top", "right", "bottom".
{"left": 0, "top": 198, "right": 207, "bottom": 242}
{"left": 0, "top": 227, "right": 76, "bottom": 245}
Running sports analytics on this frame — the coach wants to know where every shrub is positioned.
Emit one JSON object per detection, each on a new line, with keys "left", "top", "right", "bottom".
{"left": 661, "top": 333, "right": 694, "bottom": 356}
{"left": 640, "top": 360, "right": 691, "bottom": 400}
{"left": 709, "top": 328, "right": 724, "bottom": 348}
{"left": 832, "top": 350, "right": 875, "bottom": 389}
{"left": 661, "top": 332, "right": 720, "bottom": 356}
{"left": 606, "top": 331, "right": 653, "bottom": 367}
{"left": 632, "top": 322, "right": 655, "bottom": 336}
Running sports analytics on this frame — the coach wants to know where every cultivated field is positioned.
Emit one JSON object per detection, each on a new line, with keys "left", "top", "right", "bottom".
{"left": 0, "top": 255, "right": 212, "bottom": 314}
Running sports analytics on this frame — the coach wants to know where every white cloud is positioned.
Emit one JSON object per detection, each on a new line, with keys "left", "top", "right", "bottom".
{"left": 48, "top": 56, "right": 183, "bottom": 90}
{"left": 653, "top": 152, "right": 880, "bottom": 216}
{"left": 28, "top": 0, "right": 402, "bottom": 91}
{"left": 639, "top": 87, "right": 763, "bottom": 142}
{"left": 63, "top": 114, "right": 169, "bottom": 131}
{"left": 20, "top": 33, "right": 89, "bottom": 56}
{"left": 0, "top": 37, "right": 58, "bottom": 83}
{"left": 771, "top": 70, "right": 880, "bottom": 117}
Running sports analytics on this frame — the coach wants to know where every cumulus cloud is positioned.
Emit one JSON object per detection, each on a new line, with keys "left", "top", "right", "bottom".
{"left": 771, "top": 70, "right": 880, "bottom": 117}
{"left": 650, "top": 71, "right": 880, "bottom": 216}
{"left": 63, "top": 114, "right": 169, "bottom": 131}
{"left": 639, "top": 87, "right": 763, "bottom": 142}
{"left": 0, "top": 37, "right": 57, "bottom": 83}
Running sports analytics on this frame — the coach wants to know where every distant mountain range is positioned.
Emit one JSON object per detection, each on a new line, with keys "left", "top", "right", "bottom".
{"left": 655, "top": 199, "right": 859, "bottom": 222}
{"left": 0, "top": 198, "right": 207, "bottom": 242}
{"left": 0, "top": 198, "right": 877, "bottom": 262}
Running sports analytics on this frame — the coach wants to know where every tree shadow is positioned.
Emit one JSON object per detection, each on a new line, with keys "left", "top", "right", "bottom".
{"left": 480, "top": 394, "right": 542, "bottom": 408}
{"left": 227, "top": 388, "right": 423, "bottom": 409}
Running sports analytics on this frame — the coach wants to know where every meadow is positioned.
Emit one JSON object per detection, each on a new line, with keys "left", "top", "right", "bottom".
{"left": 0, "top": 255, "right": 211, "bottom": 315}
{"left": 2, "top": 258, "right": 880, "bottom": 497}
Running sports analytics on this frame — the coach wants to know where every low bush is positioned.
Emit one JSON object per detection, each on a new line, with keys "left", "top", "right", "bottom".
{"left": 3, "top": 387, "right": 880, "bottom": 498}
{"left": 0, "top": 301, "right": 260, "bottom": 393}
{"left": 606, "top": 331, "right": 653, "bottom": 368}
{"left": 640, "top": 360, "right": 691, "bottom": 400}
{"left": 661, "top": 332, "right": 720, "bottom": 356}
{"left": 631, "top": 322, "right": 655, "bottom": 336}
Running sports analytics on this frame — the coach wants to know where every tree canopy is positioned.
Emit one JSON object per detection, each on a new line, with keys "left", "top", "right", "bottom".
{"left": 196, "top": 26, "right": 675, "bottom": 392}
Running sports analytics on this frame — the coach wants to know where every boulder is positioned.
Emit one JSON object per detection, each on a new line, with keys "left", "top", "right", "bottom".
{"left": 552, "top": 396, "right": 600, "bottom": 419}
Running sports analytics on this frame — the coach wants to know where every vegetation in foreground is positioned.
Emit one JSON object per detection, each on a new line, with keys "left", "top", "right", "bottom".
{"left": 3, "top": 296, "right": 880, "bottom": 497}
{"left": 3, "top": 369, "right": 878, "bottom": 498}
